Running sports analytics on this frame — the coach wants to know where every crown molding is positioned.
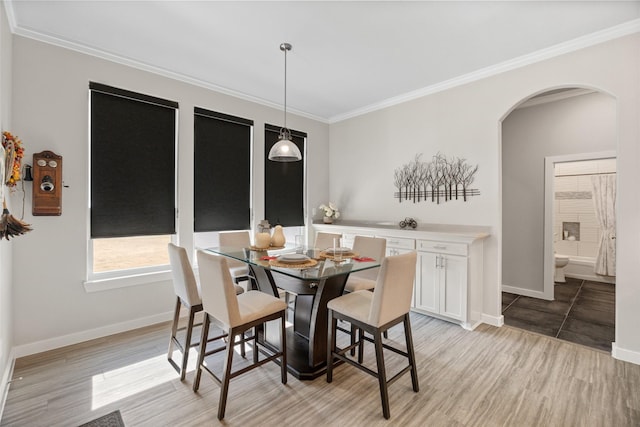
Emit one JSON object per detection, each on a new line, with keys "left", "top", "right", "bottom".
{"left": 329, "top": 18, "right": 640, "bottom": 123}
{"left": 3, "top": 4, "right": 328, "bottom": 124}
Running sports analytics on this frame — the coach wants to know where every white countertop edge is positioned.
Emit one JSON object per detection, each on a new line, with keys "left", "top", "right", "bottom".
{"left": 312, "top": 221, "right": 490, "bottom": 242}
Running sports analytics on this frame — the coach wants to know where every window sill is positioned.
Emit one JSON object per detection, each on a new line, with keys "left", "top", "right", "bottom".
{"left": 84, "top": 269, "right": 172, "bottom": 293}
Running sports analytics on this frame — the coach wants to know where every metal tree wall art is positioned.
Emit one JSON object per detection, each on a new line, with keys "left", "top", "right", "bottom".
{"left": 393, "top": 153, "right": 479, "bottom": 203}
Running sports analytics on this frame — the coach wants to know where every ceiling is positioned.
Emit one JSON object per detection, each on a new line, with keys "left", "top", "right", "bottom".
{"left": 6, "top": 1, "right": 640, "bottom": 122}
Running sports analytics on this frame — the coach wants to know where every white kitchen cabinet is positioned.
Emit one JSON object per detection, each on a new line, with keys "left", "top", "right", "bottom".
{"left": 417, "top": 250, "right": 467, "bottom": 321}
{"left": 313, "top": 222, "right": 488, "bottom": 330}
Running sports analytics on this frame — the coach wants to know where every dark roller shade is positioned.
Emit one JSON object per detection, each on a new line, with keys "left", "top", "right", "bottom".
{"left": 194, "top": 108, "right": 252, "bottom": 232}
{"left": 264, "top": 124, "right": 306, "bottom": 227}
{"left": 90, "top": 83, "right": 177, "bottom": 238}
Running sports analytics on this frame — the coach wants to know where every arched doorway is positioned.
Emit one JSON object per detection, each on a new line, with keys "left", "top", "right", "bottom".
{"left": 500, "top": 87, "right": 617, "bottom": 352}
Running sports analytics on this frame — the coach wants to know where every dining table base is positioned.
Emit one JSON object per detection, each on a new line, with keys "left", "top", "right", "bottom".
{"left": 249, "top": 265, "right": 350, "bottom": 380}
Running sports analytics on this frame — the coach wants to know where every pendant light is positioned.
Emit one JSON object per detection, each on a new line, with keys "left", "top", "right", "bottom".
{"left": 268, "top": 42, "right": 302, "bottom": 162}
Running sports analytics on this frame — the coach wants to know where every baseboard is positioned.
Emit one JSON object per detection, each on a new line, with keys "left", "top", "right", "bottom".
{"left": 502, "top": 285, "right": 548, "bottom": 300}
{"left": 612, "top": 342, "right": 640, "bottom": 366}
{"left": 0, "top": 348, "right": 15, "bottom": 422}
{"left": 13, "top": 311, "right": 174, "bottom": 358}
{"left": 481, "top": 313, "right": 504, "bottom": 327}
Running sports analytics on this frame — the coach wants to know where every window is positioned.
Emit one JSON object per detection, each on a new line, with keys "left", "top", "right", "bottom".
{"left": 89, "top": 82, "right": 178, "bottom": 276}
{"left": 264, "top": 124, "right": 306, "bottom": 227}
{"left": 194, "top": 108, "right": 252, "bottom": 232}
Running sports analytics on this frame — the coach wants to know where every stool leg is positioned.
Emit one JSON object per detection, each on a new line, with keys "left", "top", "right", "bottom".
{"left": 181, "top": 306, "right": 197, "bottom": 381}
{"left": 167, "top": 297, "right": 181, "bottom": 374}
{"left": 326, "top": 310, "right": 336, "bottom": 383}
{"left": 404, "top": 314, "right": 419, "bottom": 392}
{"left": 373, "top": 329, "right": 390, "bottom": 419}
{"left": 280, "top": 312, "right": 288, "bottom": 384}
{"left": 193, "top": 314, "right": 210, "bottom": 392}
{"left": 218, "top": 326, "right": 236, "bottom": 420}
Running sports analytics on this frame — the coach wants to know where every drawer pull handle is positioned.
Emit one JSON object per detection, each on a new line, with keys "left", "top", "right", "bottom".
{"left": 433, "top": 245, "right": 447, "bottom": 250}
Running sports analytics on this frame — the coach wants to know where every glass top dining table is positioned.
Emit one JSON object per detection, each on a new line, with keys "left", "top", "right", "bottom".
{"left": 203, "top": 245, "right": 380, "bottom": 280}
{"left": 200, "top": 244, "right": 381, "bottom": 380}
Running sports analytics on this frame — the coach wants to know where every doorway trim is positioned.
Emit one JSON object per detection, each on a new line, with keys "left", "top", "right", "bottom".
{"left": 543, "top": 150, "right": 616, "bottom": 300}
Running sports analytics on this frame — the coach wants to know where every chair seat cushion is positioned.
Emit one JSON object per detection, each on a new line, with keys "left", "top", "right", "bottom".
{"left": 327, "top": 290, "right": 373, "bottom": 325}
{"left": 344, "top": 276, "right": 376, "bottom": 292}
{"left": 229, "top": 265, "right": 250, "bottom": 278}
{"left": 236, "top": 290, "right": 287, "bottom": 326}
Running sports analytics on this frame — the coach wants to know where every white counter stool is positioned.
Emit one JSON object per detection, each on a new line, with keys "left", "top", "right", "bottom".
{"left": 167, "top": 243, "right": 244, "bottom": 380}
{"left": 193, "top": 250, "right": 288, "bottom": 420}
{"left": 314, "top": 231, "right": 343, "bottom": 251}
{"left": 344, "top": 236, "right": 386, "bottom": 292}
{"left": 327, "top": 251, "right": 419, "bottom": 420}
{"left": 218, "top": 231, "right": 253, "bottom": 287}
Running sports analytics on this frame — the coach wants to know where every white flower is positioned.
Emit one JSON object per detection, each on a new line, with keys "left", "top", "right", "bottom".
{"left": 319, "top": 202, "right": 340, "bottom": 219}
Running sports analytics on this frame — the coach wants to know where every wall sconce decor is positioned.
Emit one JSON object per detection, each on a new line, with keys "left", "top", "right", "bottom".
{"left": 394, "top": 152, "right": 479, "bottom": 204}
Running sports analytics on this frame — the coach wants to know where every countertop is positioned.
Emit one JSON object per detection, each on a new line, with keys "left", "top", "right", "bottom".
{"left": 312, "top": 220, "right": 490, "bottom": 242}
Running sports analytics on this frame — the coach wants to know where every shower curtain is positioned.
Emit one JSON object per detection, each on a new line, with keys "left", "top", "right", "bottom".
{"left": 591, "top": 174, "right": 616, "bottom": 276}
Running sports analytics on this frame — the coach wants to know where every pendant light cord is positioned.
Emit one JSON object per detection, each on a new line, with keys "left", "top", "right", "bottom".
{"left": 283, "top": 43, "right": 288, "bottom": 130}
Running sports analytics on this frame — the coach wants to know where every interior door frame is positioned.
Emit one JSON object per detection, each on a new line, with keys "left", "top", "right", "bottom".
{"left": 543, "top": 150, "right": 616, "bottom": 300}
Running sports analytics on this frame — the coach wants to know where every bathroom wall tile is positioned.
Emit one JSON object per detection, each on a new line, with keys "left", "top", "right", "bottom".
{"left": 555, "top": 176, "right": 578, "bottom": 192}
{"left": 555, "top": 191, "right": 591, "bottom": 200}
{"left": 555, "top": 240, "right": 578, "bottom": 256}
{"left": 560, "top": 199, "right": 594, "bottom": 214}
{"left": 578, "top": 213, "right": 598, "bottom": 228}
{"left": 580, "top": 227, "right": 599, "bottom": 243}
{"left": 578, "top": 242, "right": 599, "bottom": 258}
{"left": 577, "top": 175, "right": 594, "bottom": 192}
{"left": 555, "top": 212, "right": 579, "bottom": 223}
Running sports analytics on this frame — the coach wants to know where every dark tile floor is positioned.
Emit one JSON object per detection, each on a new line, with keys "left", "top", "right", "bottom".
{"left": 502, "top": 277, "right": 615, "bottom": 352}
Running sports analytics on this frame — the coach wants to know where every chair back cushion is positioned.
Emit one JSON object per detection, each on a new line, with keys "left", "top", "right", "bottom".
{"left": 167, "top": 243, "right": 201, "bottom": 307}
{"left": 351, "top": 236, "right": 386, "bottom": 281}
{"left": 219, "top": 231, "right": 251, "bottom": 269}
{"left": 197, "top": 250, "right": 242, "bottom": 328}
{"left": 368, "top": 251, "right": 417, "bottom": 327}
{"left": 314, "top": 232, "right": 342, "bottom": 250}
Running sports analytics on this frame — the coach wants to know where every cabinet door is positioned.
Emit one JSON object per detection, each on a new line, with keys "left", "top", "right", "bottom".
{"left": 417, "top": 252, "right": 439, "bottom": 313}
{"left": 440, "top": 254, "right": 467, "bottom": 321}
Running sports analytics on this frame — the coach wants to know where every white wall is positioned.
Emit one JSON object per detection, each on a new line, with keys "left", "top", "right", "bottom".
{"left": 8, "top": 35, "right": 329, "bottom": 353}
{"left": 0, "top": 0, "right": 13, "bottom": 415}
{"left": 329, "top": 34, "right": 640, "bottom": 363}
{"left": 502, "top": 92, "right": 616, "bottom": 294}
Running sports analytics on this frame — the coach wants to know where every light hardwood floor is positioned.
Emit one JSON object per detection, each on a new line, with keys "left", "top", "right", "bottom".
{"left": 2, "top": 313, "right": 639, "bottom": 426}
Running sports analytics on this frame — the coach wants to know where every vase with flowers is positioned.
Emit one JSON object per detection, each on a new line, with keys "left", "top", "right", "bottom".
{"left": 319, "top": 202, "right": 340, "bottom": 224}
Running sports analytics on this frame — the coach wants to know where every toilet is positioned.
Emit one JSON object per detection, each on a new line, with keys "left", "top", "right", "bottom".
{"left": 554, "top": 254, "right": 570, "bottom": 283}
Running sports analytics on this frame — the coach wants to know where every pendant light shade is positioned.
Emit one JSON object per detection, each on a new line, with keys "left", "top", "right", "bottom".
{"left": 269, "top": 42, "right": 302, "bottom": 162}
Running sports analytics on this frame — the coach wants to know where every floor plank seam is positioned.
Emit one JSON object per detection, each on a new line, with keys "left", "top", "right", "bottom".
{"left": 555, "top": 279, "right": 585, "bottom": 338}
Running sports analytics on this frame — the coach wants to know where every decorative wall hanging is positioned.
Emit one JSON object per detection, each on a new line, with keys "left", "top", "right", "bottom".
{"left": 1, "top": 131, "right": 33, "bottom": 239}
{"left": 393, "top": 153, "right": 479, "bottom": 203}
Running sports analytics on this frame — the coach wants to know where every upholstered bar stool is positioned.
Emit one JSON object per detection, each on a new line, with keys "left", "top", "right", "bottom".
{"left": 327, "top": 251, "right": 419, "bottom": 420}
{"left": 167, "top": 243, "right": 244, "bottom": 380}
{"left": 193, "top": 250, "right": 288, "bottom": 420}
{"left": 344, "top": 236, "right": 386, "bottom": 292}
{"left": 314, "top": 231, "right": 342, "bottom": 251}
{"left": 218, "top": 231, "right": 252, "bottom": 287}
